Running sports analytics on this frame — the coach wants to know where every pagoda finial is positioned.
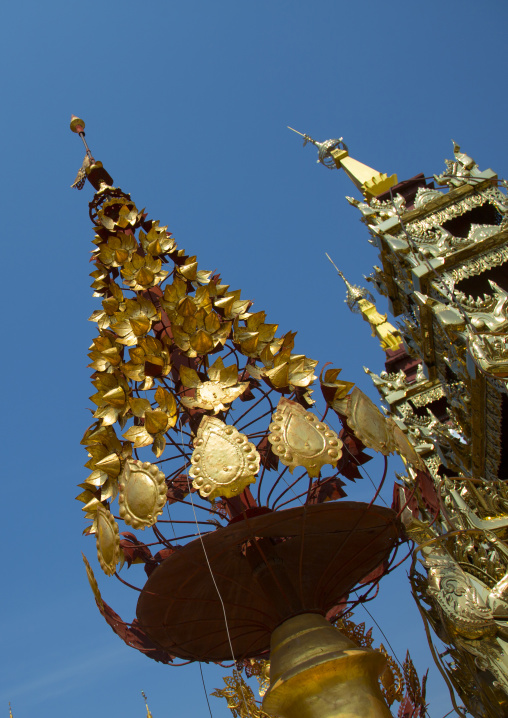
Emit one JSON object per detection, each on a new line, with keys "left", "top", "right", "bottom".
{"left": 141, "top": 691, "right": 153, "bottom": 718}
{"left": 9, "top": 703, "right": 13, "bottom": 718}
{"left": 69, "top": 115, "right": 114, "bottom": 190}
{"left": 289, "top": 127, "right": 398, "bottom": 200}
{"left": 326, "top": 254, "right": 403, "bottom": 351}
{"left": 325, "top": 253, "right": 374, "bottom": 311}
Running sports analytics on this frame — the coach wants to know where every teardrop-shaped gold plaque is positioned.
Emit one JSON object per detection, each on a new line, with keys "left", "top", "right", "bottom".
{"left": 96, "top": 505, "right": 120, "bottom": 576}
{"left": 119, "top": 459, "right": 167, "bottom": 529}
{"left": 268, "top": 397, "right": 342, "bottom": 478}
{"left": 189, "top": 416, "right": 260, "bottom": 500}
{"left": 346, "top": 387, "right": 394, "bottom": 455}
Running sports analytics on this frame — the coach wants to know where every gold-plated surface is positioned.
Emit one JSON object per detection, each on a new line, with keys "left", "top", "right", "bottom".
{"left": 268, "top": 397, "right": 342, "bottom": 478}
{"left": 344, "top": 388, "right": 394, "bottom": 456}
{"left": 340, "top": 140, "right": 508, "bottom": 715}
{"left": 212, "top": 671, "right": 270, "bottom": 718}
{"left": 189, "top": 416, "right": 260, "bottom": 500}
{"left": 70, "top": 115, "right": 85, "bottom": 132}
{"left": 290, "top": 128, "right": 397, "bottom": 199}
{"left": 95, "top": 505, "right": 120, "bottom": 575}
{"left": 82, "top": 553, "right": 104, "bottom": 610}
{"left": 180, "top": 357, "right": 249, "bottom": 413}
{"left": 118, "top": 460, "right": 167, "bottom": 529}
{"left": 262, "top": 613, "right": 392, "bottom": 718}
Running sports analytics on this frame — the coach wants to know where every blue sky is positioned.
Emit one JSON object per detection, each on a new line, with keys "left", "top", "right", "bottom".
{"left": 2, "top": 1, "right": 508, "bottom": 716}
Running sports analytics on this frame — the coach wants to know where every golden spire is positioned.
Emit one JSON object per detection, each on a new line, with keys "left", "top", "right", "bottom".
{"left": 9, "top": 703, "right": 13, "bottom": 718}
{"left": 326, "top": 254, "right": 403, "bottom": 351}
{"left": 141, "top": 691, "right": 153, "bottom": 718}
{"left": 288, "top": 127, "right": 398, "bottom": 200}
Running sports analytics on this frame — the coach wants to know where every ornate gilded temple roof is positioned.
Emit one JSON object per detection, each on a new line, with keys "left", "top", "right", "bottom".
{"left": 297, "top": 131, "right": 508, "bottom": 718}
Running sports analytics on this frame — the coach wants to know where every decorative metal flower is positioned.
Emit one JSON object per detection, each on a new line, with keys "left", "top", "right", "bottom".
{"left": 108, "top": 296, "right": 160, "bottom": 346}
{"left": 214, "top": 288, "right": 252, "bottom": 320}
{"left": 162, "top": 287, "right": 232, "bottom": 356}
{"left": 233, "top": 311, "right": 278, "bottom": 358}
{"left": 97, "top": 197, "right": 143, "bottom": 232}
{"left": 89, "top": 282, "right": 125, "bottom": 331}
{"left": 78, "top": 423, "right": 131, "bottom": 528}
{"left": 179, "top": 357, "right": 249, "bottom": 414}
{"left": 123, "top": 386, "right": 178, "bottom": 457}
{"left": 121, "top": 336, "right": 171, "bottom": 389}
{"left": 88, "top": 332, "right": 124, "bottom": 372}
{"left": 121, "top": 252, "right": 170, "bottom": 291}
{"left": 90, "top": 370, "right": 131, "bottom": 427}
{"left": 247, "top": 332, "right": 318, "bottom": 390}
{"left": 176, "top": 255, "right": 212, "bottom": 286}
{"left": 319, "top": 367, "right": 355, "bottom": 406}
{"left": 139, "top": 221, "right": 176, "bottom": 256}
{"left": 96, "top": 232, "right": 138, "bottom": 269}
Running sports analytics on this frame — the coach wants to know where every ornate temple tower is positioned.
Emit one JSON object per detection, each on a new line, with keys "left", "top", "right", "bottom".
{"left": 297, "top": 131, "right": 508, "bottom": 717}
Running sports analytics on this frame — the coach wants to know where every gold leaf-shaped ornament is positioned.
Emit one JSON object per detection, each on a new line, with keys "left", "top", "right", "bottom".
{"left": 118, "top": 459, "right": 167, "bottom": 529}
{"left": 189, "top": 416, "right": 260, "bottom": 500}
{"left": 344, "top": 388, "right": 395, "bottom": 456}
{"left": 96, "top": 505, "right": 121, "bottom": 576}
{"left": 82, "top": 553, "right": 104, "bottom": 610}
{"left": 268, "top": 397, "right": 342, "bottom": 478}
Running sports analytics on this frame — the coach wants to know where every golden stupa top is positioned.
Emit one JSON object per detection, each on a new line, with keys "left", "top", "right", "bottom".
{"left": 326, "top": 254, "right": 403, "bottom": 352}
{"left": 289, "top": 127, "right": 398, "bottom": 200}
{"left": 141, "top": 691, "right": 153, "bottom": 718}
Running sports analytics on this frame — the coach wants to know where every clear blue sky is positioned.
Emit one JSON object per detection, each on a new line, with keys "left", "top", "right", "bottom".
{"left": 2, "top": 1, "right": 507, "bottom": 716}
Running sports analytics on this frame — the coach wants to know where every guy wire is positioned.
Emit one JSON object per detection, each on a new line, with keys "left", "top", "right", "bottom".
{"left": 178, "top": 419, "right": 251, "bottom": 715}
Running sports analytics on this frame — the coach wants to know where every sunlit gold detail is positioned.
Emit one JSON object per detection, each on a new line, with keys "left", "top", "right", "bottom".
{"left": 96, "top": 505, "right": 121, "bottom": 576}
{"left": 90, "top": 371, "right": 131, "bottom": 427}
{"left": 108, "top": 296, "right": 160, "bottom": 346}
{"left": 214, "top": 288, "right": 252, "bottom": 320}
{"left": 247, "top": 332, "right": 318, "bottom": 390}
{"left": 82, "top": 553, "right": 104, "bottom": 609}
{"left": 96, "top": 232, "right": 138, "bottom": 269}
{"left": 70, "top": 115, "right": 85, "bottom": 133}
{"left": 262, "top": 613, "right": 392, "bottom": 718}
{"left": 177, "top": 255, "right": 213, "bottom": 285}
{"left": 212, "top": 671, "right": 270, "bottom": 718}
{"left": 189, "top": 416, "right": 260, "bottom": 500}
{"left": 139, "top": 221, "right": 176, "bottom": 256}
{"left": 290, "top": 127, "right": 397, "bottom": 199}
{"left": 121, "top": 336, "right": 171, "bottom": 389}
{"left": 339, "top": 388, "right": 395, "bottom": 456}
{"left": 89, "top": 283, "right": 125, "bottom": 327}
{"left": 389, "top": 420, "right": 426, "bottom": 471}
{"left": 320, "top": 367, "right": 355, "bottom": 402}
{"left": 268, "top": 397, "right": 342, "bottom": 478}
{"left": 180, "top": 357, "right": 249, "bottom": 414}
{"left": 161, "top": 278, "right": 232, "bottom": 357}
{"left": 97, "top": 198, "right": 142, "bottom": 232}
{"left": 118, "top": 459, "right": 167, "bottom": 529}
{"left": 121, "top": 252, "right": 170, "bottom": 291}
{"left": 233, "top": 311, "right": 278, "bottom": 358}
{"left": 123, "top": 387, "right": 178, "bottom": 457}
{"left": 356, "top": 298, "right": 404, "bottom": 351}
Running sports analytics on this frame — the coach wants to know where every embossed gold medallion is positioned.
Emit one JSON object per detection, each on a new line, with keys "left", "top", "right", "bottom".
{"left": 268, "top": 397, "right": 342, "bottom": 478}
{"left": 119, "top": 459, "right": 167, "bottom": 529}
{"left": 96, "top": 505, "right": 120, "bottom": 576}
{"left": 189, "top": 416, "right": 260, "bottom": 500}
